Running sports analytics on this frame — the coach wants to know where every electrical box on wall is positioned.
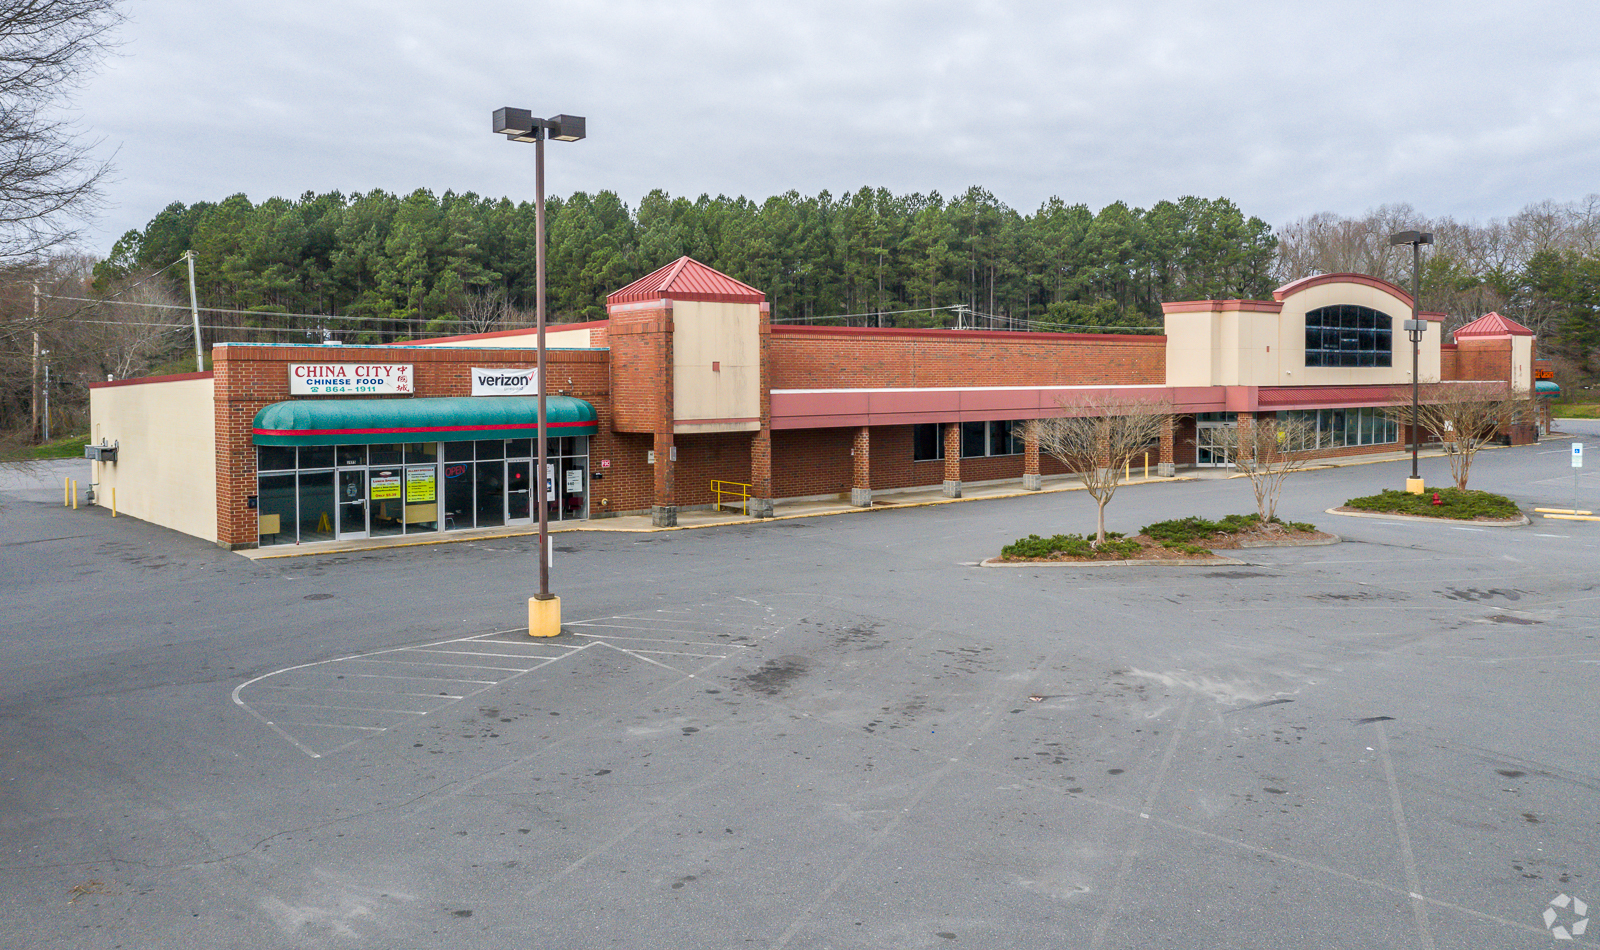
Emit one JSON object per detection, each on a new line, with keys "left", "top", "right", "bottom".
{"left": 84, "top": 440, "right": 118, "bottom": 462}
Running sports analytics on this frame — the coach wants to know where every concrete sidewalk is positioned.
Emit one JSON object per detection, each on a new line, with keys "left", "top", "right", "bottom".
{"left": 236, "top": 438, "right": 1524, "bottom": 559}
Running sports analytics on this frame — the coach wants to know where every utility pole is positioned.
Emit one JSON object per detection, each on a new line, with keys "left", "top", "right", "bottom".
{"left": 186, "top": 250, "right": 204, "bottom": 371}
{"left": 31, "top": 282, "right": 40, "bottom": 441}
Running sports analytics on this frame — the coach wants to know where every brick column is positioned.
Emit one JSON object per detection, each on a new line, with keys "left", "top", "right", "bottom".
{"left": 942, "top": 422, "right": 961, "bottom": 497}
{"left": 652, "top": 429, "right": 677, "bottom": 527}
{"left": 1022, "top": 419, "right": 1042, "bottom": 490}
{"left": 1158, "top": 416, "right": 1177, "bottom": 477}
{"left": 1235, "top": 412, "right": 1255, "bottom": 470}
{"left": 749, "top": 428, "right": 774, "bottom": 518}
{"left": 850, "top": 426, "right": 872, "bottom": 506}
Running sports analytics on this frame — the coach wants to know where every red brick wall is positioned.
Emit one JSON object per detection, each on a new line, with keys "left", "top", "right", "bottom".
{"left": 608, "top": 306, "right": 670, "bottom": 433}
{"left": 771, "top": 425, "right": 1073, "bottom": 499}
{"left": 1452, "top": 339, "right": 1512, "bottom": 381}
{"left": 212, "top": 344, "right": 635, "bottom": 546}
{"left": 768, "top": 326, "right": 1165, "bottom": 389}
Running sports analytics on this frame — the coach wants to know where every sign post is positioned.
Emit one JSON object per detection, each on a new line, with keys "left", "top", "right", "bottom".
{"left": 1575, "top": 442, "right": 1585, "bottom": 514}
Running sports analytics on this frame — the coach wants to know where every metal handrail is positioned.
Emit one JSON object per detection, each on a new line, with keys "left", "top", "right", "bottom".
{"left": 711, "top": 479, "right": 752, "bottom": 515}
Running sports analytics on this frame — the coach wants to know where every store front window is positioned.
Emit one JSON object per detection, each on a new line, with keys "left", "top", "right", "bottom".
{"left": 257, "top": 437, "right": 589, "bottom": 545}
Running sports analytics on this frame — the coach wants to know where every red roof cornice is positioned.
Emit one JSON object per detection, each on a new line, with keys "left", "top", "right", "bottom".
{"left": 1272, "top": 273, "right": 1413, "bottom": 306}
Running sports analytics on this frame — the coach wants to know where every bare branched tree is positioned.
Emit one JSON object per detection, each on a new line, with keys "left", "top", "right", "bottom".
{"left": 459, "top": 287, "right": 511, "bottom": 335}
{"left": 1226, "top": 414, "right": 1321, "bottom": 525}
{"left": 85, "top": 271, "right": 186, "bottom": 379}
{"left": 1, "top": 0, "right": 123, "bottom": 263}
{"left": 1383, "top": 383, "right": 1520, "bottom": 491}
{"left": 1033, "top": 393, "right": 1173, "bottom": 543}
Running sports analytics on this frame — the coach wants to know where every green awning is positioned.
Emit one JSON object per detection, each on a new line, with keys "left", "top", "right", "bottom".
{"left": 252, "top": 396, "right": 598, "bottom": 446}
{"left": 1536, "top": 380, "right": 1561, "bottom": 396}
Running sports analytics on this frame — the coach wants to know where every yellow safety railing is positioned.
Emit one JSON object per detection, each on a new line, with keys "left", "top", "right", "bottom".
{"left": 711, "top": 479, "right": 751, "bottom": 515}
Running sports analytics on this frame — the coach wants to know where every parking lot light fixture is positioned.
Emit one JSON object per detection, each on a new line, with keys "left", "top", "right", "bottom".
{"left": 1390, "top": 230, "right": 1434, "bottom": 494}
{"left": 492, "top": 107, "right": 587, "bottom": 636}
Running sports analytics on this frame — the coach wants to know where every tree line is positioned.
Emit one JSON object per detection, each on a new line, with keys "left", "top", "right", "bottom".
{"left": 1275, "top": 197, "right": 1600, "bottom": 373}
{"left": 89, "top": 187, "right": 1279, "bottom": 340}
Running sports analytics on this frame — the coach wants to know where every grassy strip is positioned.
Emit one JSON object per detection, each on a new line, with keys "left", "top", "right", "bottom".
{"left": 0, "top": 433, "right": 88, "bottom": 462}
{"left": 1343, "top": 487, "right": 1519, "bottom": 520}
{"left": 1550, "top": 402, "right": 1600, "bottom": 419}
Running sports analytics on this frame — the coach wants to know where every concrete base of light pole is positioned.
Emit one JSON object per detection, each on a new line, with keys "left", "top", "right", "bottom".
{"left": 529, "top": 594, "right": 561, "bottom": 638}
{"left": 1405, "top": 477, "right": 1425, "bottom": 495}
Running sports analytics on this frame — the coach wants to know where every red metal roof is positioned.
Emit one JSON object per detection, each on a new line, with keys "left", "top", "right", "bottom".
{"left": 1454, "top": 311, "right": 1533, "bottom": 338}
{"left": 606, "top": 257, "right": 765, "bottom": 306}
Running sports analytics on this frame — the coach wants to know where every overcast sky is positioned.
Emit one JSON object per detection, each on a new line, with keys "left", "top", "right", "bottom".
{"left": 72, "top": 0, "right": 1599, "bottom": 253}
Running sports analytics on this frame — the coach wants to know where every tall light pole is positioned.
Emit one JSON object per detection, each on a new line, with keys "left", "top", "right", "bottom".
{"left": 1389, "top": 230, "right": 1434, "bottom": 494}
{"left": 491, "top": 107, "right": 586, "bottom": 638}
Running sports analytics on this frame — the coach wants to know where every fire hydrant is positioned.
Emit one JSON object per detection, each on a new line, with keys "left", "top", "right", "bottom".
{"left": 1431, "top": 492, "right": 1443, "bottom": 506}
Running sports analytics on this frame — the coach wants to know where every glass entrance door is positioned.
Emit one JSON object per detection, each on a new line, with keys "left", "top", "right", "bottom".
{"left": 1195, "top": 420, "right": 1235, "bottom": 467}
{"left": 506, "top": 459, "right": 532, "bottom": 523}
{"left": 337, "top": 469, "right": 368, "bottom": 538}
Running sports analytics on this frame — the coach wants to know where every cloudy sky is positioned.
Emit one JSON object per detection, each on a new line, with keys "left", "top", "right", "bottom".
{"left": 71, "top": 0, "right": 1599, "bottom": 252}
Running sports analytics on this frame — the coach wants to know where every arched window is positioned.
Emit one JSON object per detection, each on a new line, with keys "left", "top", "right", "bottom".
{"left": 1305, "top": 305, "right": 1393, "bottom": 367}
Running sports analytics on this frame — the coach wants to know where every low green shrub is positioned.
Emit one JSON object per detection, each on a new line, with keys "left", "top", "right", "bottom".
{"left": 1141, "top": 513, "right": 1317, "bottom": 547}
{"left": 1344, "top": 488, "right": 1519, "bottom": 520}
{"left": 1000, "top": 533, "right": 1142, "bottom": 560}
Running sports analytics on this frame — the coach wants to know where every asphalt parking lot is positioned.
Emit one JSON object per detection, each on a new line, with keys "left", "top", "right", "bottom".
{"left": 2, "top": 425, "right": 1598, "bottom": 950}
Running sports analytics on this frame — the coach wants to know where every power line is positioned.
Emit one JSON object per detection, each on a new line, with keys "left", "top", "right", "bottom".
{"left": 39, "top": 293, "right": 434, "bottom": 326}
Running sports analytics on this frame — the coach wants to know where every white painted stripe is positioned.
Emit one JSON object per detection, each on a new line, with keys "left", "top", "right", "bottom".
{"left": 309, "top": 671, "right": 499, "bottom": 685}
{"left": 253, "top": 685, "right": 465, "bottom": 699}
{"left": 405, "top": 647, "right": 570, "bottom": 660}
{"left": 344, "top": 657, "right": 533, "bottom": 673}
{"left": 567, "top": 631, "right": 748, "bottom": 648}
{"left": 250, "top": 700, "right": 432, "bottom": 715}
{"left": 273, "top": 722, "right": 387, "bottom": 732}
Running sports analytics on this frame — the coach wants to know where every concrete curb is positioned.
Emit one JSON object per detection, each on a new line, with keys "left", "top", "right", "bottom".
{"left": 980, "top": 554, "right": 1244, "bottom": 569}
{"left": 1235, "top": 533, "right": 1343, "bottom": 549}
{"left": 1324, "top": 507, "right": 1530, "bottom": 527}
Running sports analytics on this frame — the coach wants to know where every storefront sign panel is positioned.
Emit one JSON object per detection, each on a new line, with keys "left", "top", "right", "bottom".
{"left": 471, "top": 368, "right": 541, "bottom": 396}
{"left": 371, "top": 473, "right": 402, "bottom": 500}
{"left": 406, "top": 468, "right": 436, "bottom": 502}
{"left": 289, "top": 364, "right": 413, "bottom": 395}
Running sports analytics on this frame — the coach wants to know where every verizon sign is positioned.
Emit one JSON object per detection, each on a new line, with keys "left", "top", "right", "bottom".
{"left": 471, "top": 367, "right": 541, "bottom": 396}
{"left": 289, "top": 363, "right": 413, "bottom": 395}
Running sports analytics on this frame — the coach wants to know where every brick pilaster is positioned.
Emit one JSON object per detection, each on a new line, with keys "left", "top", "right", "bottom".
{"left": 942, "top": 422, "right": 961, "bottom": 497}
{"left": 1158, "top": 416, "right": 1176, "bottom": 476}
{"left": 1022, "top": 419, "right": 1042, "bottom": 490}
{"left": 749, "top": 428, "right": 773, "bottom": 517}
{"left": 850, "top": 426, "right": 872, "bottom": 506}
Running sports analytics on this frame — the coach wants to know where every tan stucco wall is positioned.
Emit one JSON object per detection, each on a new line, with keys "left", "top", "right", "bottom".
{"left": 419, "top": 327, "right": 597, "bottom": 348}
{"left": 673, "top": 300, "right": 761, "bottom": 434}
{"left": 89, "top": 376, "right": 217, "bottom": 542}
{"left": 1163, "top": 312, "right": 1217, "bottom": 386}
{"left": 1279, "top": 281, "right": 1440, "bottom": 386}
{"left": 1511, "top": 335, "right": 1533, "bottom": 392}
{"left": 1165, "top": 280, "right": 1441, "bottom": 387}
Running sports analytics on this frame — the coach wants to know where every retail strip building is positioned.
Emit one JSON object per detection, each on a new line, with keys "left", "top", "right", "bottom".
{"left": 88, "top": 259, "right": 1537, "bottom": 549}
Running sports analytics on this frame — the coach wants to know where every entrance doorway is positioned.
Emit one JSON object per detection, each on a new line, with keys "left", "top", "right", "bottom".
{"left": 1195, "top": 413, "right": 1236, "bottom": 467}
{"left": 338, "top": 469, "right": 367, "bottom": 538}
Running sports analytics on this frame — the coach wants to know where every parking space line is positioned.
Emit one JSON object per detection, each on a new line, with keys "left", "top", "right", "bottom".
{"left": 403, "top": 647, "right": 573, "bottom": 660}
{"left": 316, "top": 671, "right": 499, "bottom": 685}
{"left": 345, "top": 657, "right": 536, "bottom": 672}
{"left": 251, "top": 700, "right": 435, "bottom": 715}
{"left": 253, "top": 685, "right": 465, "bottom": 699}
{"left": 273, "top": 722, "right": 387, "bottom": 732}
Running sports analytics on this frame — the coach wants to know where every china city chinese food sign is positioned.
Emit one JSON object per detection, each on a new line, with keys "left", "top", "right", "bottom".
{"left": 289, "top": 364, "right": 414, "bottom": 395}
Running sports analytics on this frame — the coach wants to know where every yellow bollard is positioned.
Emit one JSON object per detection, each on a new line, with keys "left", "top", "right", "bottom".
{"left": 71, "top": 479, "right": 77, "bottom": 509}
{"left": 1125, "top": 459, "right": 1130, "bottom": 480}
{"left": 112, "top": 487, "right": 117, "bottom": 517}
{"left": 64, "top": 478, "right": 70, "bottom": 507}
{"left": 1144, "top": 451, "right": 1149, "bottom": 479}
